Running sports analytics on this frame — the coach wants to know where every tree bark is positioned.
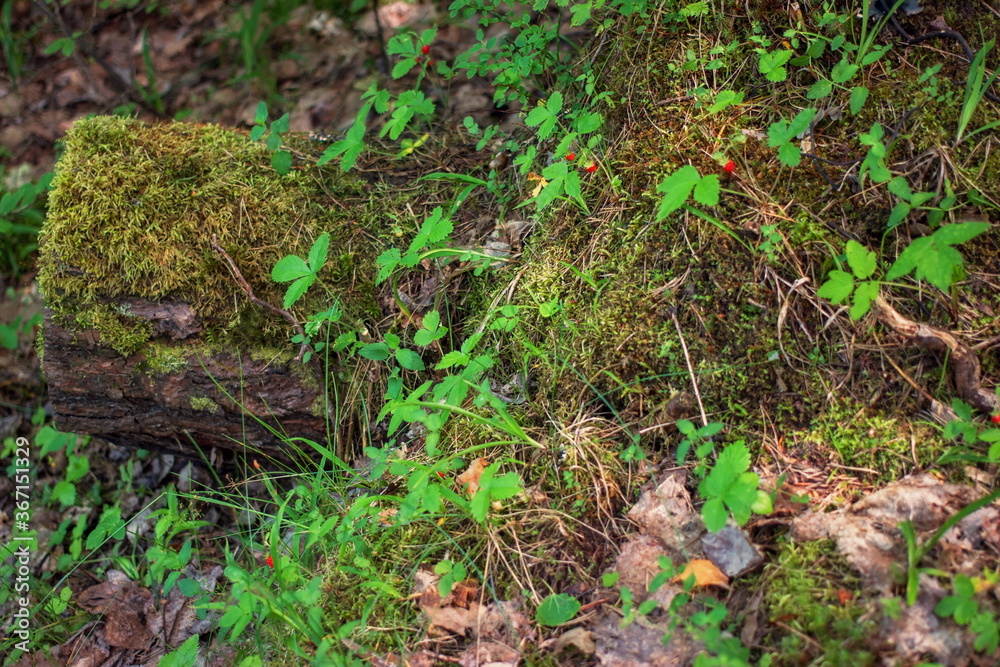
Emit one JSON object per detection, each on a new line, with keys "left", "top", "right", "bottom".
{"left": 42, "top": 304, "right": 328, "bottom": 462}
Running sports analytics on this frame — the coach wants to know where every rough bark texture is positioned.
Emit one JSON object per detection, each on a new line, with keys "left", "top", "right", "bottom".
{"left": 874, "top": 296, "right": 999, "bottom": 413}
{"left": 43, "top": 305, "right": 327, "bottom": 461}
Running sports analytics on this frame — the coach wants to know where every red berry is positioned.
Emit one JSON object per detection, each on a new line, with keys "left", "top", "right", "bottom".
{"left": 565, "top": 152, "right": 575, "bottom": 161}
{"left": 991, "top": 414, "right": 1000, "bottom": 424}
{"left": 723, "top": 160, "right": 735, "bottom": 173}
{"left": 266, "top": 555, "right": 274, "bottom": 568}
{"left": 421, "top": 44, "right": 430, "bottom": 55}
{"left": 585, "top": 163, "right": 597, "bottom": 173}
{"left": 414, "top": 57, "right": 422, "bottom": 64}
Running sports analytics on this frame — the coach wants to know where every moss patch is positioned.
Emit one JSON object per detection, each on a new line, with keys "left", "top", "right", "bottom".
{"left": 38, "top": 115, "right": 380, "bottom": 355}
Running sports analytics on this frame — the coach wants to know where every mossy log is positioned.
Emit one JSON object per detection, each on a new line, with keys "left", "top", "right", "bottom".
{"left": 38, "top": 116, "right": 385, "bottom": 460}
{"left": 41, "top": 307, "right": 328, "bottom": 460}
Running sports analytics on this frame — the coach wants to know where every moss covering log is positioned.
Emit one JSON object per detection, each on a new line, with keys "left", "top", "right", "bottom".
{"left": 38, "top": 116, "right": 382, "bottom": 460}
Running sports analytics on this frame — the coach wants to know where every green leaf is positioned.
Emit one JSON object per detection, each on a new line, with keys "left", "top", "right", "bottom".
{"left": 359, "top": 343, "right": 391, "bottom": 361}
{"left": 525, "top": 92, "right": 563, "bottom": 139}
{"left": 270, "top": 113, "right": 290, "bottom": 134}
{"left": 160, "top": 636, "right": 200, "bottom": 667}
{"left": 887, "top": 177, "right": 912, "bottom": 202}
{"left": 655, "top": 165, "right": 700, "bottom": 220}
{"left": 436, "top": 351, "right": 469, "bottom": 369}
{"left": 395, "top": 348, "right": 426, "bottom": 371}
{"left": 254, "top": 101, "right": 268, "bottom": 125}
{"left": 849, "top": 86, "right": 869, "bottom": 114}
{"left": 693, "top": 175, "right": 720, "bottom": 207}
{"left": 777, "top": 142, "right": 802, "bottom": 166}
{"left": 708, "top": 90, "right": 744, "bottom": 113}
{"left": 271, "top": 150, "right": 292, "bottom": 175}
{"left": 308, "top": 233, "right": 330, "bottom": 273}
{"left": 850, "top": 280, "right": 880, "bottom": 320}
{"left": 768, "top": 108, "right": 818, "bottom": 146}
{"left": 886, "top": 223, "right": 990, "bottom": 291}
{"left": 392, "top": 58, "right": 416, "bottom": 79}
{"left": 272, "top": 255, "right": 312, "bottom": 282}
{"left": 817, "top": 270, "right": 854, "bottom": 304}
{"left": 283, "top": 275, "right": 314, "bottom": 309}
{"left": 807, "top": 79, "right": 833, "bottom": 100}
{"left": 701, "top": 497, "right": 728, "bottom": 532}
{"left": 887, "top": 202, "right": 911, "bottom": 230}
{"left": 845, "top": 240, "right": 877, "bottom": 280}
{"left": 751, "top": 489, "right": 773, "bottom": 515}
{"left": 758, "top": 49, "right": 793, "bottom": 81}
{"left": 470, "top": 464, "right": 523, "bottom": 522}
{"left": 536, "top": 593, "right": 581, "bottom": 626}
{"left": 376, "top": 248, "right": 402, "bottom": 284}
{"left": 52, "top": 480, "right": 75, "bottom": 507}
{"left": 574, "top": 111, "right": 604, "bottom": 133}
{"left": 831, "top": 58, "right": 858, "bottom": 84}
{"left": 932, "top": 221, "right": 990, "bottom": 245}
{"left": 414, "top": 311, "right": 447, "bottom": 346}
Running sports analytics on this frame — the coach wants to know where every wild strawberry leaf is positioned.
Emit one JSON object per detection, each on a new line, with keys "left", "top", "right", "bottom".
{"left": 655, "top": 165, "right": 700, "bottom": 220}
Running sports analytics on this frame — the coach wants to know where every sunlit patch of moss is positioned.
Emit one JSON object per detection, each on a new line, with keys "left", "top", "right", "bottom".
{"left": 73, "top": 303, "right": 152, "bottom": 356}
{"left": 189, "top": 395, "right": 221, "bottom": 414}
{"left": 142, "top": 341, "right": 189, "bottom": 374}
{"left": 38, "top": 115, "right": 380, "bottom": 356}
{"left": 756, "top": 538, "right": 878, "bottom": 666}
{"left": 800, "top": 399, "right": 944, "bottom": 478}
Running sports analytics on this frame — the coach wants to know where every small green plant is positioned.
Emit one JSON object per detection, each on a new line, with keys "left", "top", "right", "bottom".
{"left": 884, "top": 221, "right": 990, "bottom": 293}
{"left": 697, "top": 441, "right": 772, "bottom": 532}
{"left": 674, "top": 419, "right": 724, "bottom": 464}
{"left": 434, "top": 559, "right": 467, "bottom": 597}
{"left": 816, "top": 239, "right": 881, "bottom": 320}
{"left": 536, "top": 592, "right": 581, "bottom": 626}
{"left": 900, "top": 487, "right": 1000, "bottom": 605}
{"left": 886, "top": 176, "right": 958, "bottom": 231}
{"left": 819, "top": 221, "right": 989, "bottom": 320}
{"left": 934, "top": 574, "right": 980, "bottom": 625}
{"left": 249, "top": 101, "right": 292, "bottom": 175}
{"left": 767, "top": 108, "right": 817, "bottom": 167}
{"left": 654, "top": 165, "right": 720, "bottom": 220}
{"left": 955, "top": 39, "right": 1000, "bottom": 144}
{"left": 1, "top": 171, "right": 52, "bottom": 277}
{"left": 857, "top": 122, "right": 893, "bottom": 184}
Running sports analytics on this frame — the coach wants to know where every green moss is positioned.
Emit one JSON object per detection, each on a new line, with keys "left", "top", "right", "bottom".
{"left": 38, "top": 115, "right": 380, "bottom": 356}
{"left": 142, "top": 341, "right": 190, "bottom": 374}
{"left": 189, "top": 395, "right": 221, "bottom": 414}
{"left": 757, "top": 539, "right": 878, "bottom": 666}
{"left": 74, "top": 302, "right": 153, "bottom": 356}
{"left": 802, "top": 398, "right": 944, "bottom": 478}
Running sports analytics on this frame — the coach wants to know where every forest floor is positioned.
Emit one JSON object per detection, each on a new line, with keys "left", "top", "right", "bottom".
{"left": 2, "top": 1, "right": 1000, "bottom": 666}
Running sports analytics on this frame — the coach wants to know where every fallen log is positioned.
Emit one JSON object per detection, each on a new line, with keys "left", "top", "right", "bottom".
{"left": 38, "top": 115, "right": 386, "bottom": 461}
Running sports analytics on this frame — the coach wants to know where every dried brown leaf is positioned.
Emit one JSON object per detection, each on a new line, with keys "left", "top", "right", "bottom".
{"left": 457, "top": 458, "right": 488, "bottom": 496}
{"left": 673, "top": 559, "right": 729, "bottom": 589}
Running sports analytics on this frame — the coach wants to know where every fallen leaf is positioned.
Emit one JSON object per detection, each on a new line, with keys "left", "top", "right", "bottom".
{"left": 541, "top": 626, "right": 596, "bottom": 654}
{"left": 673, "top": 559, "right": 729, "bottom": 589}
{"left": 425, "top": 601, "right": 481, "bottom": 636}
{"left": 457, "top": 640, "right": 520, "bottom": 667}
{"left": 457, "top": 458, "right": 488, "bottom": 496}
{"left": 450, "top": 579, "right": 480, "bottom": 608}
{"left": 527, "top": 172, "right": 548, "bottom": 198}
